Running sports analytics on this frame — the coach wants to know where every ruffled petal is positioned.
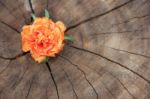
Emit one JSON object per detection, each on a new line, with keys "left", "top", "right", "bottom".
{"left": 21, "top": 25, "right": 31, "bottom": 36}
{"left": 56, "top": 21, "right": 66, "bottom": 32}
{"left": 21, "top": 17, "right": 66, "bottom": 63}
{"left": 34, "top": 17, "right": 49, "bottom": 25}
{"left": 32, "top": 54, "right": 46, "bottom": 63}
{"left": 22, "top": 41, "right": 30, "bottom": 52}
{"left": 21, "top": 26, "right": 31, "bottom": 52}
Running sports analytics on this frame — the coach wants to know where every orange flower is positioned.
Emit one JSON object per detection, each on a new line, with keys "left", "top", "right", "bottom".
{"left": 21, "top": 17, "right": 66, "bottom": 63}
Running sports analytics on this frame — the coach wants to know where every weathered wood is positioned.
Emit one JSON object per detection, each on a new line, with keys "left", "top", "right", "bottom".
{"left": 0, "top": 0, "right": 150, "bottom": 99}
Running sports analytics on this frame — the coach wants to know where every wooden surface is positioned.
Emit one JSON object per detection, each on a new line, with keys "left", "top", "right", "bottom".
{"left": 0, "top": 0, "right": 150, "bottom": 99}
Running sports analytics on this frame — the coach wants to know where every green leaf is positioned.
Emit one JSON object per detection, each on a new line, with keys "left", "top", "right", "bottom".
{"left": 31, "top": 13, "right": 36, "bottom": 21}
{"left": 64, "top": 35, "right": 74, "bottom": 42}
{"left": 43, "top": 57, "right": 50, "bottom": 63}
{"left": 44, "top": 9, "right": 50, "bottom": 18}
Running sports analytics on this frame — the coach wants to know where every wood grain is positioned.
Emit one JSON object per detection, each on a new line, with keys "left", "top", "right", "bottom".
{"left": 0, "top": 0, "right": 150, "bottom": 99}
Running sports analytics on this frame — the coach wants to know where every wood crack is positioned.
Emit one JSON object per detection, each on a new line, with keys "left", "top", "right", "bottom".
{"left": 46, "top": 62, "right": 60, "bottom": 99}
{"left": 102, "top": 81, "right": 117, "bottom": 99}
{"left": 71, "top": 59, "right": 135, "bottom": 99}
{"left": 107, "top": 46, "right": 150, "bottom": 59}
{"left": 69, "top": 45, "right": 150, "bottom": 84}
{"left": 0, "top": 1, "right": 18, "bottom": 19}
{"left": 0, "top": 21, "right": 20, "bottom": 33}
{"left": 17, "top": 0, "right": 28, "bottom": 24}
{"left": 75, "top": 57, "right": 135, "bottom": 99}
{"left": 108, "top": 72, "right": 136, "bottom": 99}
{"left": 12, "top": 66, "right": 29, "bottom": 89}
{"left": 28, "top": 0, "right": 35, "bottom": 14}
{"left": 46, "top": 0, "right": 49, "bottom": 10}
{"left": 0, "top": 52, "right": 28, "bottom": 60}
{"left": 66, "top": 0, "right": 134, "bottom": 32}
{"left": 26, "top": 77, "right": 34, "bottom": 99}
{"left": 59, "top": 55, "right": 99, "bottom": 99}
{"left": 59, "top": 54, "right": 135, "bottom": 99}
{"left": 90, "top": 29, "right": 142, "bottom": 36}
{"left": 111, "top": 13, "right": 150, "bottom": 28}
{"left": 87, "top": 64, "right": 135, "bottom": 98}
{"left": 61, "top": 67, "right": 79, "bottom": 99}
{"left": 0, "top": 60, "right": 11, "bottom": 74}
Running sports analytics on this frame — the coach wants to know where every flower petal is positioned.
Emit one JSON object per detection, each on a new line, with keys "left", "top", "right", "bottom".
{"left": 21, "top": 25, "right": 31, "bottom": 36}
{"left": 22, "top": 41, "right": 30, "bottom": 52}
{"left": 21, "top": 17, "right": 66, "bottom": 63}
{"left": 56, "top": 21, "right": 66, "bottom": 32}
{"left": 32, "top": 54, "right": 46, "bottom": 63}
{"left": 21, "top": 26, "right": 31, "bottom": 52}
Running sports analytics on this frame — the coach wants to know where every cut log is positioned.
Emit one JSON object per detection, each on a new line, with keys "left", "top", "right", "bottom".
{"left": 0, "top": 0, "right": 150, "bottom": 99}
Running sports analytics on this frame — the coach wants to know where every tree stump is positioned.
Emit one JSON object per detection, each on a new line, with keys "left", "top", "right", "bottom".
{"left": 0, "top": 0, "right": 150, "bottom": 99}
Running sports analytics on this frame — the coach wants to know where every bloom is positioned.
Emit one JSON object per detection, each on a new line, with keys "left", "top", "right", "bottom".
{"left": 21, "top": 17, "right": 66, "bottom": 63}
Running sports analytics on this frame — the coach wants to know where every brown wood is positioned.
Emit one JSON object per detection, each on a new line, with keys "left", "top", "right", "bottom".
{"left": 0, "top": 0, "right": 150, "bottom": 99}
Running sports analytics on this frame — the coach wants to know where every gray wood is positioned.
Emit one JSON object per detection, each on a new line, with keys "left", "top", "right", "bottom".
{"left": 0, "top": 0, "right": 150, "bottom": 99}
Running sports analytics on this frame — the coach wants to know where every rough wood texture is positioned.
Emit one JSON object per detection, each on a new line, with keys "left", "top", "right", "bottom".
{"left": 0, "top": 0, "right": 150, "bottom": 99}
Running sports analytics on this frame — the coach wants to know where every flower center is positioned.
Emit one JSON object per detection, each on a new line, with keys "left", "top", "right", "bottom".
{"left": 38, "top": 42, "right": 44, "bottom": 47}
